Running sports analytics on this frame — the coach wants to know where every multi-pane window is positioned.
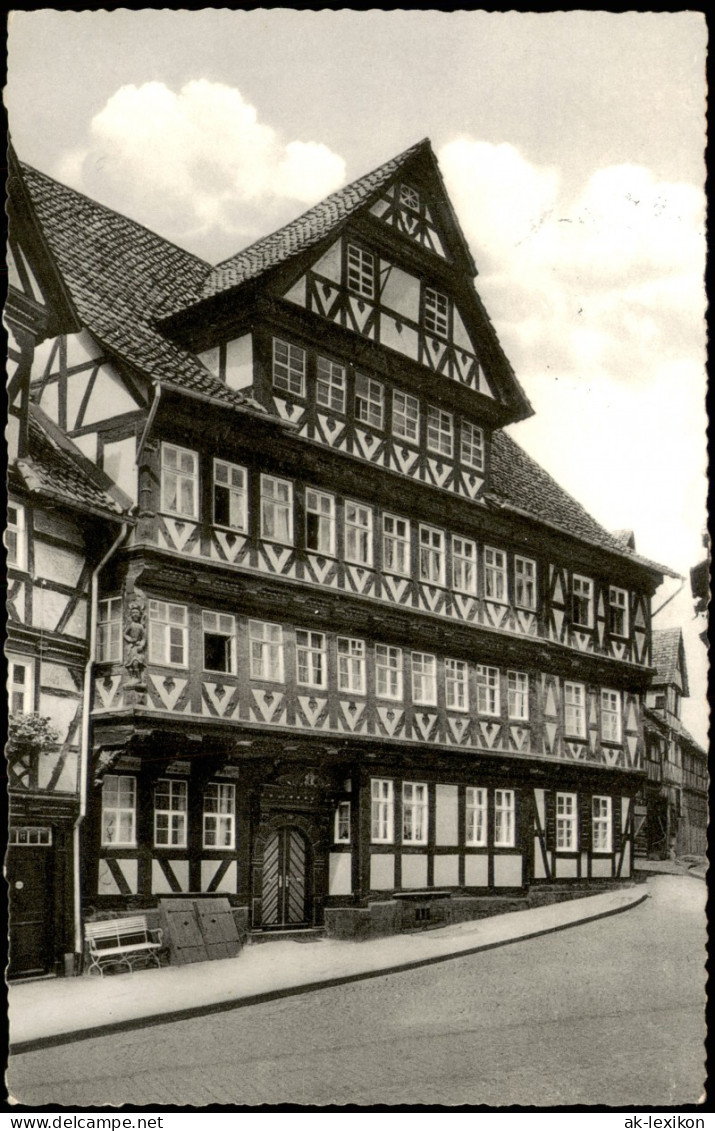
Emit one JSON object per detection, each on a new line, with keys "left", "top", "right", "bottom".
{"left": 202, "top": 611, "right": 236, "bottom": 674}
{"left": 400, "top": 184, "right": 420, "bottom": 211}
{"left": 564, "top": 682, "right": 587, "bottom": 737}
{"left": 337, "top": 637, "right": 366, "bottom": 694}
{"left": 305, "top": 488, "right": 335, "bottom": 555}
{"left": 514, "top": 556, "right": 537, "bottom": 610}
{"left": 424, "top": 288, "right": 449, "bottom": 337}
{"left": 213, "top": 459, "right": 248, "bottom": 532}
{"left": 382, "top": 514, "right": 411, "bottom": 576}
{"left": 355, "top": 374, "right": 384, "bottom": 430}
{"left": 272, "top": 338, "right": 306, "bottom": 396}
{"left": 316, "top": 356, "right": 346, "bottom": 414}
{"left": 411, "top": 652, "right": 437, "bottom": 705}
{"left": 8, "top": 658, "right": 33, "bottom": 715}
{"left": 452, "top": 536, "right": 477, "bottom": 594}
{"left": 592, "top": 796, "right": 612, "bottom": 853}
{"left": 371, "top": 778, "right": 394, "bottom": 843}
{"left": 260, "top": 475, "right": 293, "bottom": 544}
{"left": 402, "top": 782, "right": 428, "bottom": 844}
{"left": 203, "top": 783, "right": 235, "bottom": 849}
{"left": 556, "top": 792, "right": 578, "bottom": 851}
{"left": 148, "top": 600, "right": 188, "bottom": 667}
{"left": 97, "top": 597, "right": 122, "bottom": 663}
{"left": 426, "top": 405, "right": 453, "bottom": 458}
{"left": 460, "top": 422, "right": 484, "bottom": 471}
{"left": 477, "top": 665, "right": 500, "bottom": 716}
{"left": 347, "top": 244, "right": 375, "bottom": 299}
{"left": 334, "top": 801, "right": 351, "bottom": 844}
{"left": 249, "top": 621, "right": 284, "bottom": 682}
{"left": 507, "top": 671, "right": 529, "bottom": 720}
{"left": 296, "top": 630, "right": 326, "bottom": 688}
{"left": 161, "top": 443, "right": 198, "bottom": 519}
{"left": 572, "top": 575, "right": 594, "bottom": 628}
{"left": 495, "top": 790, "right": 515, "bottom": 847}
{"left": 484, "top": 547, "right": 507, "bottom": 602}
{"left": 344, "top": 501, "right": 373, "bottom": 566}
{"left": 465, "top": 787, "right": 487, "bottom": 846}
{"left": 154, "top": 779, "right": 188, "bottom": 848}
{"left": 609, "top": 587, "right": 629, "bottom": 637}
{"left": 419, "top": 525, "right": 445, "bottom": 585}
{"left": 601, "top": 689, "right": 622, "bottom": 743}
{"left": 101, "top": 775, "right": 136, "bottom": 846}
{"left": 445, "top": 658, "right": 469, "bottom": 711}
{"left": 375, "top": 644, "right": 403, "bottom": 700}
{"left": 6, "top": 501, "right": 26, "bottom": 569}
{"left": 392, "top": 390, "right": 420, "bottom": 443}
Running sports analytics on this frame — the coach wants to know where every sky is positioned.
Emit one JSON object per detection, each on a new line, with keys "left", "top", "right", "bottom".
{"left": 6, "top": 10, "right": 709, "bottom": 744}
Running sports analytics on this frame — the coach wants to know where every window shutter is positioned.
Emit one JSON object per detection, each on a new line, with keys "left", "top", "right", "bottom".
{"left": 613, "top": 796, "right": 623, "bottom": 856}
{"left": 544, "top": 790, "right": 555, "bottom": 852}
{"left": 579, "top": 793, "right": 592, "bottom": 853}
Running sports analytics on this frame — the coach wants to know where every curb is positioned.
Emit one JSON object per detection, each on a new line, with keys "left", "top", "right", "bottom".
{"left": 10, "top": 890, "right": 648, "bottom": 1056}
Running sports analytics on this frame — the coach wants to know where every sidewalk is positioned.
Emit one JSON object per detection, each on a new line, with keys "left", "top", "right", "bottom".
{"left": 10, "top": 884, "right": 648, "bottom": 1054}
{"left": 634, "top": 856, "right": 707, "bottom": 879}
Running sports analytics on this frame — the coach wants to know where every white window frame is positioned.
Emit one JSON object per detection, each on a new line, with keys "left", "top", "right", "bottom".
{"left": 8, "top": 656, "right": 34, "bottom": 715}
{"left": 203, "top": 782, "right": 236, "bottom": 849}
{"left": 382, "top": 514, "right": 411, "bottom": 576}
{"left": 572, "top": 574, "right": 594, "bottom": 628}
{"left": 402, "top": 781, "right": 428, "bottom": 845}
{"left": 202, "top": 610, "right": 236, "bottom": 675}
{"left": 371, "top": 778, "right": 394, "bottom": 843}
{"left": 101, "top": 775, "right": 136, "bottom": 847}
{"left": 424, "top": 288, "right": 449, "bottom": 337}
{"left": 514, "top": 556, "right": 537, "bottom": 611}
{"left": 494, "top": 789, "right": 515, "bottom": 848}
{"left": 296, "top": 630, "right": 327, "bottom": 689}
{"left": 97, "top": 597, "right": 123, "bottom": 663}
{"left": 249, "top": 620, "right": 284, "bottom": 682}
{"left": 334, "top": 800, "right": 351, "bottom": 844}
{"left": 392, "top": 389, "right": 420, "bottom": 444}
{"left": 272, "top": 338, "right": 306, "bottom": 397}
{"left": 213, "top": 459, "right": 248, "bottom": 533}
{"left": 411, "top": 652, "right": 437, "bottom": 706}
{"left": 375, "top": 644, "right": 403, "bottom": 701}
{"left": 507, "top": 671, "right": 529, "bottom": 721}
{"left": 148, "top": 600, "right": 188, "bottom": 668}
{"left": 556, "top": 792, "right": 578, "bottom": 852}
{"left": 419, "top": 524, "right": 446, "bottom": 586}
{"left": 465, "top": 787, "right": 488, "bottom": 847}
{"left": 609, "top": 586, "right": 629, "bottom": 638}
{"left": 445, "top": 658, "right": 469, "bottom": 712}
{"left": 6, "top": 500, "right": 26, "bottom": 570}
{"left": 160, "top": 442, "right": 198, "bottom": 520}
{"left": 601, "top": 688, "right": 622, "bottom": 743}
{"left": 477, "top": 665, "right": 500, "bottom": 716}
{"left": 591, "top": 795, "right": 612, "bottom": 854}
{"left": 347, "top": 244, "right": 376, "bottom": 299}
{"left": 460, "top": 422, "right": 485, "bottom": 472}
{"left": 452, "top": 536, "right": 477, "bottom": 595}
{"left": 316, "top": 356, "right": 346, "bottom": 414}
{"left": 154, "top": 778, "right": 188, "bottom": 848}
{"left": 564, "top": 681, "right": 587, "bottom": 738}
{"left": 305, "top": 488, "right": 335, "bottom": 556}
{"left": 337, "top": 637, "right": 366, "bottom": 694}
{"left": 260, "top": 474, "right": 294, "bottom": 545}
{"left": 484, "top": 546, "right": 508, "bottom": 603}
{"left": 426, "top": 405, "right": 453, "bottom": 458}
{"left": 344, "top": 501, "right": 373, "bottom": 567}
{"left": 355, "top": 374, "right": 384, "bottom": 430}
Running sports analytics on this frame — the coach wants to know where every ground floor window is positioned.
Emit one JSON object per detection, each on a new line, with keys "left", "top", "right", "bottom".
{"left": 154, "top": 779, "right": 188, "bottom": 847}
{"left": 465, "top": 787, "right": 487, "bottom": 846}
{"left": 591, "top": 795, "right": 612, "bottom": 852}
{"left": 203, "top": 783, "right": 236, "bottom": 849}
{"left": 371, "top": 779, "right": 394, "bottom": 843}
{"left": 556, "top": 792, "right": 578, "bottom": 851}
{"left": 334, "top": 801, "right": 351, "bottom": 844}
{"left": 101, "top": 775, "right": 136, "bottom": 846}
{"left": 402, "top": 782, "right": 428, "bottom": 844}
{"left": 494, "top": 790, "right": 515, "bottom": 847}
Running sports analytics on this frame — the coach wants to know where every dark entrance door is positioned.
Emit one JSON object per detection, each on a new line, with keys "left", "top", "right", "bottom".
{"left": 261, "top": 827, "right": 310, "bottom": 928}
{"left": 7, "top": 840, "right": 54, "bottom": 978}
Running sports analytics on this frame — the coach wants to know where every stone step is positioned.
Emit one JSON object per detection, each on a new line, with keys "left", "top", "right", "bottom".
{"left": 249, "top": 927, "right": 325, "bottom": 945}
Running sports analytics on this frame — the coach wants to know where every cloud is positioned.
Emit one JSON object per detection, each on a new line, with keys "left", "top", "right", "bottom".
{"left": 54, "top": 80, "right": 346, "bottom": 258}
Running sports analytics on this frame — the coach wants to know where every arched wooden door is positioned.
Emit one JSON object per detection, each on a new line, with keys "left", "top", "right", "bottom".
{"left": 261, "top": 826, "right": 311, "bottom": 928}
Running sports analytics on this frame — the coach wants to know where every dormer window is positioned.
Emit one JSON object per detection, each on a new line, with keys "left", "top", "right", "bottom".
{"left": 400, "top": 184, "right": 420, "bottom": 211}
{"left": 424, "top": 288, "right": 449, "bottom": 337}
{"left": 346, "top": 245, "right": 375, "bottom": 299}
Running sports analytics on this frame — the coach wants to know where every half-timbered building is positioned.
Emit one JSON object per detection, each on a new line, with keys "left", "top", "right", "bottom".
{"left": 11, "top": 139, "right": 678, "bottom": 944}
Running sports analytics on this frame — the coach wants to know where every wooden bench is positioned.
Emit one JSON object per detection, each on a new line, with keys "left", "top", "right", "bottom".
{"left": 85, "top": 916, "right": 164, "bottom": 976}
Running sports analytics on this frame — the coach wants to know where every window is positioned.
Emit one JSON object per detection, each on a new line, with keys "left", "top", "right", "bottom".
{"left": 202, "top": 611, "right": 236, "bottom": 674}
{"left": 371, "top": 779, "right": 394, "bottom": 843}
{"left": 375, "top": 644, "right": 403, "bottom": 700}
{"left": 260, "top": 475, "right": 293, "bottom": 544}
{"left": 484, "top": 547, "right": 507, "bottom": 603}
{"left": 337, "top": 637, "right": 366, "bottom": 694}
{"left": 403, "top": 782, "right": 428, "bottom": 844}
{"left": 8, "top": 658, "right": 33, "bottom": 715}
{"left": 465, "top": 787, "right": 487, "bottom": 847}
{"left": 344, "top": 501, "right": 373, "bottom": 566}
{"left": 316, "top": 356, "right": 346, "bottom": 414}
{"left": 495, "top": 790, "right": 515, "bottom": 847}
{"left": 249, "top": 620, "right": 284, "bottom": 682}
{"left": 101, "top": 775, "right": 136, "bottom": 846}
{"left": 452, "top": 536, "right": 477, "bottom": 595}
{"left": 601, "top": 689, "right": 622, "bottom": 743}
{"left": 654, "top": 693, "right": 666, "bottom": 711}
{"left": 609, "top": 587, "right": 629, "bottom": 637}
{"left": 477, "top": 665, "right": 500, "bottom": 716}
{"left": 272, "top": 338, "right": 305, "bottom": 397}
{"left": 213, "top": 459, "right": 248, "bottom": 532}
{"left": 400, "top": 184, "right": 420, "bottom": 211}
{"left": 154, "top": 779, "right": 188, "bottom": 848}
{"left": 334, "top": 801, "right": 351, "bottom": 844}
{"left": 514, "top": 556, "right": 537, "bottom": 611}
{"left": 445, "top": 658, "right": 469, "bottom": 711}
{"left": 382, "top": 514, "right": 411, "bottom": 576}
{"left": 355, "top": 374, "right": 384, "bottom": 430}
{"left": 460, "top": 422, "right": 484, "bottom": 471}
{"left": 305, "top": 488, "right": 335, "bottom": 555}
{"left": 347, "top": 244, "right": 375, "bottom": 299}
{"left": 556, "top": 792, "right": 578, "bottom": 851}
{"left": 6, "top": 501, "right": 26, "bottom": 569}
{"left": 419, "top": 525, "right": 445, "bottom": 585}
{"left": 411, "top": 652, "right": 437, "bottom": 705}
{"left": 564, "top": 682, "right": 586, "bottom": 738}
{"left": 426, "top": 405, "right": 453, "bottom": 458}
{"left": 148, "top": 600, "right": 188, "bottom": 667}
{"left": 572, "top": 575, "right": 593, "bottom": 628}
{"left": 507, "top": 671, "right": 529, "bottom": 720}
{"left": 392, "top": 390, "right": 420, "bottom": 443}
{"left": 203, "top": 783, "right": 235, "bottom": 849}
{"left": 161, "top": 443, "right": 198, "bottom": 519}
{"left": 424, "top": 288, "right": 449, "bottom": 337}
{"left": 296, "top": 630, "right": 326, "bottom": 688}
{"left": 592, "top": 796, "right": 612, "bottom": 853}
{"left": 97, "top": 598, "right": 123, "bottom": 663}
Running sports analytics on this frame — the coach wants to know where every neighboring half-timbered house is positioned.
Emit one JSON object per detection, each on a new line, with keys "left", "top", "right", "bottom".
{"left": 14, "top": 139, "right": 678, "bottom": 943}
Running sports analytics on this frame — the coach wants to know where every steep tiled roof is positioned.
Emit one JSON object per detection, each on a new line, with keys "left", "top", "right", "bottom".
{"left": 651, "top": 627, "right": 689, "bottom": 694}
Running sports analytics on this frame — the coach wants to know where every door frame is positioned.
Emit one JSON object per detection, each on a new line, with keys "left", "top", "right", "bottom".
{"left": 252, "top": 813, "right": 324, "bottom": 929}
{"left": 7, "top": 837, "right": 55, "bottom": 978}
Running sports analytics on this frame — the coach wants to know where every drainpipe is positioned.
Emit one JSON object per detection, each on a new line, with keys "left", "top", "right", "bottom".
{"left": 73, "top": 521, "right": 129, "bottom": 966}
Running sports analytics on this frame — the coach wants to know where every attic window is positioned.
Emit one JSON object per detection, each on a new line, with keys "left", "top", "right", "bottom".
{"left": 347, "top": 245, "right": 375, "bottom": 299}
{"left": 400, "top": 184, "right": 420, "bottom": 211}
{"left": 424, "top": 288, "right": 449, "bottom": 337}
